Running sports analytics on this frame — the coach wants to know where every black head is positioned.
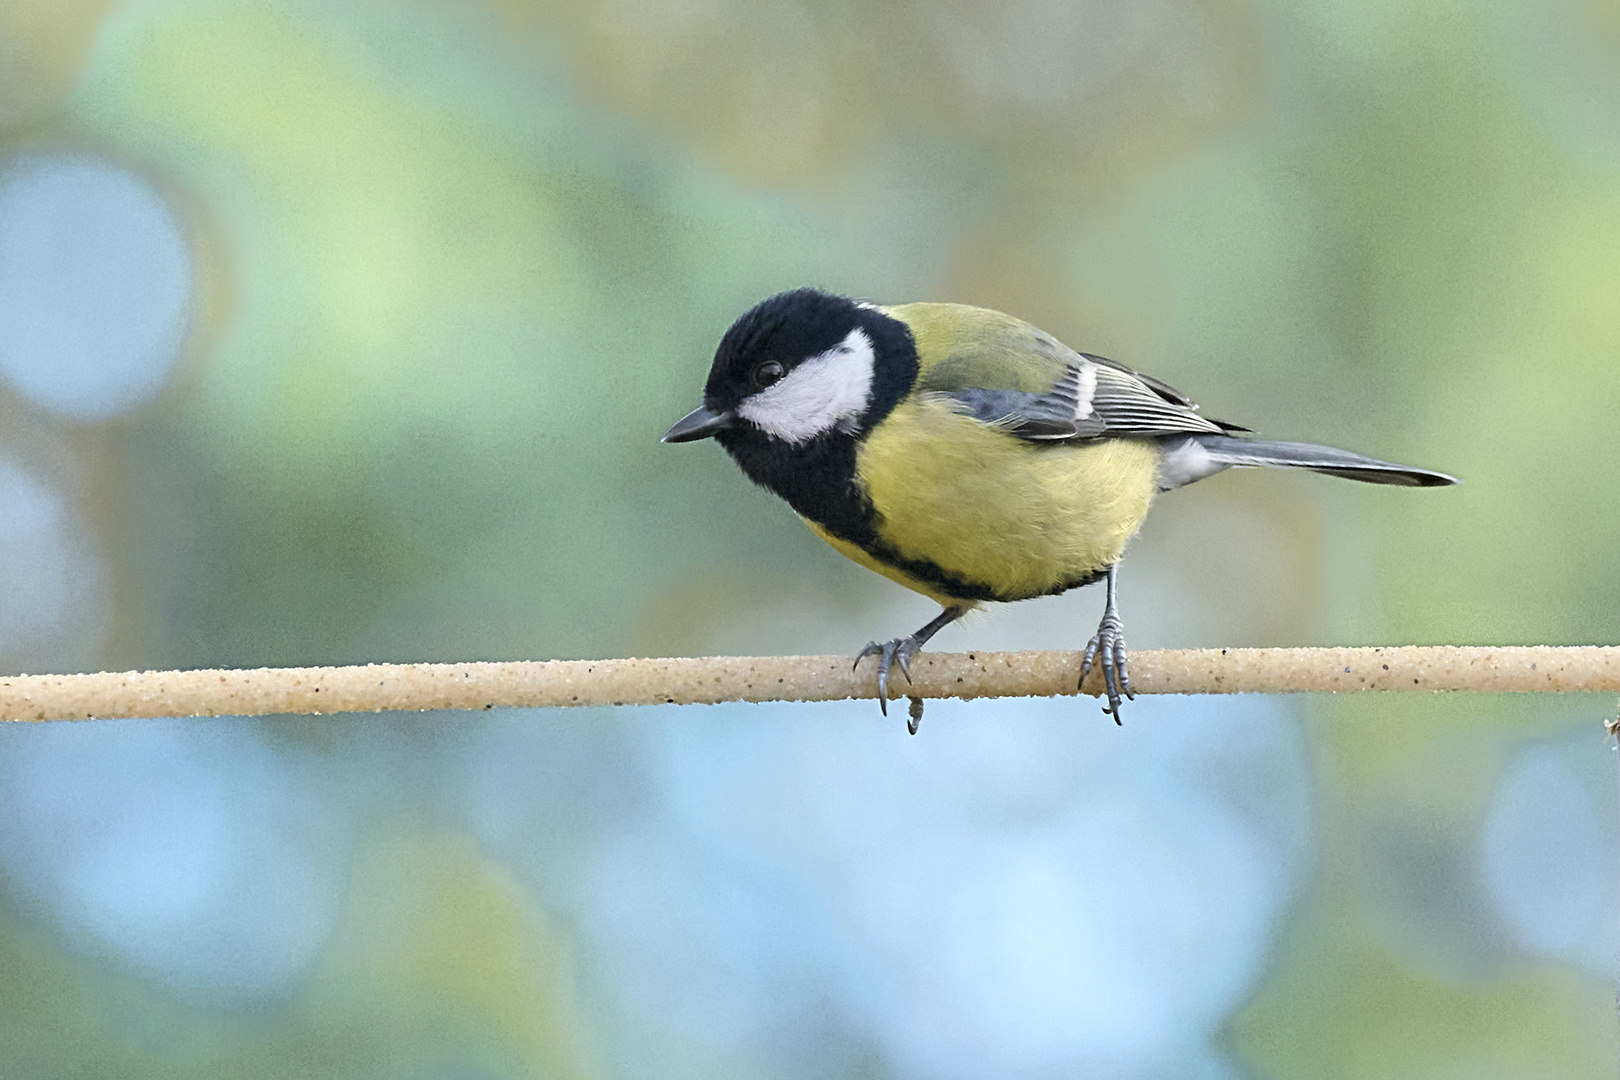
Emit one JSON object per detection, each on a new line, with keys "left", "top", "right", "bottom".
{"left": 661, "top": 288, "right": 922, "bottom": 551}
{"left": 661, "top": 289, "right": 919, "bottom": 447}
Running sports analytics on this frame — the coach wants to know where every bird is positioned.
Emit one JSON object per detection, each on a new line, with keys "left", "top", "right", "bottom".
{"left": 662, "top": 288, "right": 1458, "bottom": 721}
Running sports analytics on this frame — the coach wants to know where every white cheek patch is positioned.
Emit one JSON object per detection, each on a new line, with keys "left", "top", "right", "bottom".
{"left": 737, "top": 328, "right": 876, "bottom": 445}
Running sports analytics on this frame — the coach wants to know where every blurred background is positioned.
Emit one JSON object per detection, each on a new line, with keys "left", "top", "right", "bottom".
{"left": 0, "top": 0, "right": 1618, "bottom": 1076}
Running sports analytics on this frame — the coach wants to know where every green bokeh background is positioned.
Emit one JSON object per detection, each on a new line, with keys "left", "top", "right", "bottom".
{"left": 2, "top": 0, "right": 1618, "bottom": 1075}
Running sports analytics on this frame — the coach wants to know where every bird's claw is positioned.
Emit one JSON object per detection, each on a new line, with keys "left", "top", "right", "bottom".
{"left": 854, "top": 637, "right": 918, "bottom": 717}
{"left": 852, "top": 605, "right": 967, "bottom": 727}
{"left": 1080, "top": 611, "right": 1133, "bottom": 723}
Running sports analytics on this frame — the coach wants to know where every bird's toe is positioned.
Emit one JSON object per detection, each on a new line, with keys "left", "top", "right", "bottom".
{"left": 1081, "top": 613, "right": 1131, "bottom": 722}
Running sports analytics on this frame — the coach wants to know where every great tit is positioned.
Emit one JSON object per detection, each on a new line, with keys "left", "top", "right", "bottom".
{"left": 663, "top": 288, "right": 1457, "bottom": 720}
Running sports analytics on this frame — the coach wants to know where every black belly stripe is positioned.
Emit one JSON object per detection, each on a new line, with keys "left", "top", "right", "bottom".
{"left": 858, "top": 534, "right": 1110, "bottom": 604}
{"left": 860, "top": 537, "right": 1003, "bottom": 602}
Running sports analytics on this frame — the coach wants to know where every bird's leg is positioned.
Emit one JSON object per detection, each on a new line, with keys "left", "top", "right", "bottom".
{"left": 855, "top": 604, "right": 969, "bottom": 717}
{"left": 1080, "top": 563, "right": 1134, "bottom": 723}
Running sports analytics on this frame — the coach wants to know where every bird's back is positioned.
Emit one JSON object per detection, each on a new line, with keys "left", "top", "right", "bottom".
{"left": 884, "top": 302, "right": 1078, "bottom": 394}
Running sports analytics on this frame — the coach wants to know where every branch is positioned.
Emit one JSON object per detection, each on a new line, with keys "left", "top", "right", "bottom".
{"left": 1, "top": 646, "right": 1617, "bottom": 722}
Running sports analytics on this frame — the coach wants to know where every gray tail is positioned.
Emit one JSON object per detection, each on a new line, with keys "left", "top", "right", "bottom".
{"left": 1161, "top": 434, "right": 1459, "bottom": 490}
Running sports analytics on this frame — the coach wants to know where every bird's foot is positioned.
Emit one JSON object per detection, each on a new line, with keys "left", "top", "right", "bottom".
{"left": 854, "top": 636, "right": 922, "bottom": 717}
{"left": 1080, "top": 610, "right": 1134, "bottom": 723}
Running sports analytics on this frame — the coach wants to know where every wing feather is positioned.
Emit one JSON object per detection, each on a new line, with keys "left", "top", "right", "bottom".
{"left": 892, "top": 302, "right": 1242, "bottom": 442}
{"left": 947, "top": 360, "right": 1232, "bottom": 442}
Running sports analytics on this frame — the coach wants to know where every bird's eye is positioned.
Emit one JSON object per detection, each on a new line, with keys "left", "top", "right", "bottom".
{"left": 753, "top": 361, "right": 785, "bottom": 388}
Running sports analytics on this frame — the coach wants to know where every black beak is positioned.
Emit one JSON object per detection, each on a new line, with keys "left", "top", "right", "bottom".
{"left": 661, "top": 404, "right": 736, "bottom": 443}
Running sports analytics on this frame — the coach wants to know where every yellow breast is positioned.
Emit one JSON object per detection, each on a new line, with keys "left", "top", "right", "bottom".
{"left": 814, "top": 394, "right": 1160, "bottom": 603}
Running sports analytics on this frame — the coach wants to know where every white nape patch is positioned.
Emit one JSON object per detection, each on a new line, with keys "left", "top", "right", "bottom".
{"left": 1073, "top": 361, "right": 1098, "bottom": 421}
{"left": 736, "top": 328, "right": 876, "bottom": 444}
{"left": 1157, "top": 436, "right": 1230, "bottom": 491}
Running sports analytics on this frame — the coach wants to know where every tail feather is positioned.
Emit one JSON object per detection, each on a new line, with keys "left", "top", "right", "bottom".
{"left": 1159, "top": 434, "right": 1459, "bottom": 491}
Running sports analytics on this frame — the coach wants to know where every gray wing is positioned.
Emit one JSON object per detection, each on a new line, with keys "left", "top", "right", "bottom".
{"left": 949, "top": 354, "right": 1243, "bottom": 442}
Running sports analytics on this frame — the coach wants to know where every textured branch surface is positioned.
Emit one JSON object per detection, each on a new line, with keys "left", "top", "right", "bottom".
{"left": 2, "top": 646, "right": 1617, "bottom": 722}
